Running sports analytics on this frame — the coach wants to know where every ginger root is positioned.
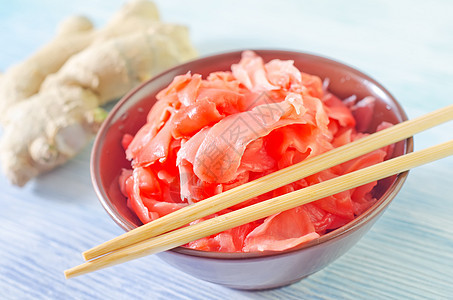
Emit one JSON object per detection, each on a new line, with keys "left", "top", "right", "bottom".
{"left": 0, "top": 0, "right": 197, "bottom": 186}
{"left": 0, "top": 0, "right": 161, "bottom": 124}
{"left": 0, "top": 16, "right": 94, "bottom": 122}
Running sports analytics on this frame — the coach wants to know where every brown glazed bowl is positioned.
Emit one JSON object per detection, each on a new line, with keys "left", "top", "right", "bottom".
{"left": 91, "top": 50, "right": 413, "bottom": 290}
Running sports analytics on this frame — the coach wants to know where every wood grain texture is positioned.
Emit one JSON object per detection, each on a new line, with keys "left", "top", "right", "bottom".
{"left": 1, "top": 0, "right": 452, "bottom": 299}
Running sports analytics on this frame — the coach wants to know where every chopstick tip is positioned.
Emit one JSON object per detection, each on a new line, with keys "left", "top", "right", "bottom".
{"left": 64, "top": 261, "right": 95, "bottom": 279}
{"left": 82, "top": 250, "right": 91, "bottom": 261}
{"left": 64, "top": 268, "right": 77, "bottom": 279}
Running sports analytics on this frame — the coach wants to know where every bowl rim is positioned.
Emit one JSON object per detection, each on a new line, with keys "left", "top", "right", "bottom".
{"left": 91, "top": 49, "right": 413, "bottom": 260}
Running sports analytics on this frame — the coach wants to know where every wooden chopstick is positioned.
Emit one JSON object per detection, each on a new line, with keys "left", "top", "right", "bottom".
{"left": 65, "top": 138, "right": 453, "bottom": 278}
{"left": 83, "top": 104, "right": 453, "bottom": 261}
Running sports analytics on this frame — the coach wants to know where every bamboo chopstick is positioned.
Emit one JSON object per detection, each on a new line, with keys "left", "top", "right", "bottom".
{"left": 83, "top": 104, "right": 453, "bottom": 261}
{"left": 65, "top": 138, "right": 453, "bottom": 278}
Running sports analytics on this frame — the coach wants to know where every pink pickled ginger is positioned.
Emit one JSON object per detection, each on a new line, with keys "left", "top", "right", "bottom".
{"left": 119, "top": 51, "right": 391, "bottom": 252}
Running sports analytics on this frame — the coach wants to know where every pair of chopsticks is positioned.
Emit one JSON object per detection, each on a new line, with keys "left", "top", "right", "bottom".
{"left": 65, "top": 104, "right": 453, "bottom": 279}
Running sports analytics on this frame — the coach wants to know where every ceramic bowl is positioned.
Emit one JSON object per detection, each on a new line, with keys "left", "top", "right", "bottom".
{"left": 91, "top": 50, "right": 413, "bottom": 290}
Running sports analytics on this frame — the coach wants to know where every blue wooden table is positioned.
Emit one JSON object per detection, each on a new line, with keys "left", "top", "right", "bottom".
{"left": 1, "top": 1, "right": 452, "bottom": 299}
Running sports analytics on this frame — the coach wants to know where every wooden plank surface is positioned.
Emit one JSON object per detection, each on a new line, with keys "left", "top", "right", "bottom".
{"left": 1, "top": 0, "right": 452, "bottom": 299}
